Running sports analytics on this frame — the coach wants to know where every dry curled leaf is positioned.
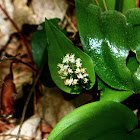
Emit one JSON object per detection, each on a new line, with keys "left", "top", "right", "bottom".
{"left": 39, "top": 120, "right": 53, "bottom": 139}
{"left": 0, "top": 73, "right": 17, "bottom": 117}
{"left": 0, "top": 119, "right": 16, "bottom": 133}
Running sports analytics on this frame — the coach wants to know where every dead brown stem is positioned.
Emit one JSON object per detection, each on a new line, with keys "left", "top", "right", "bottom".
{"left": 0, "top": 54, "right": 20, "bottom": 63}
{"left": 16, "top": 70, "right": 42, "bottom": 140}
{"left": 136, "top": 0, "right": 139, "bottom": 8}
{"left": 12, "top": 59, "right": 38, "bottom": 72}
{"left": 65, "top": 14, "right": 78, "bottom": 33}
{"left": 95, "top": 0, "right": 99, "bottom": 6}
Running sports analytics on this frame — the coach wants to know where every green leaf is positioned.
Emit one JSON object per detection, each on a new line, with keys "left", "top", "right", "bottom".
{"left": 31, "top": 19, "right": 61, "bottom": 88}
{"left": 31, "top": 18, "right": 62, "bottom": 69}
{"left": 127, "top": 56, "right": 139, "bottom": 74}
{"left": 45, "top": 19, "right": 95, "bottom": 94}
{"left": 125, "top": 9, "right": 140, "bottom": 93}
{"left": 76, "top": 1, "right": 140, "bottom": 93}
{"left": 47, "top": 101, "right": 140, "bottom": 140}
{"left": 98, "top": 78, "right": 133, "bottom": 102}
{"left": 129, "top": 129, "right": 140, "bottom": 139}
{"left": 40, "top": 60, "right": 56, "bottom": 88}
{"left": 100, "top": 88, "right": 133, "bottom": 103}
{"left": 122, "top": 0, "right": 135, "bottom": 13}
{"left": 115, "top": 0, "right": 135, "bottom": 14}
{"left": 31, "top": 22, "right": 47, "bottom": 69}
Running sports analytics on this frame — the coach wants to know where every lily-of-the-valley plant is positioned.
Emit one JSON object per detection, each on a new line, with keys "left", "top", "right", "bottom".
{"left": 31, "top": 0, "right": 140, "bottom": 139}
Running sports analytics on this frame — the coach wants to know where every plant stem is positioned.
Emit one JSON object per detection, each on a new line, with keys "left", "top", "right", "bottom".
{"left": 65, "top": 14, "right": 78, "bottom": 33}
{"left": 95, "top": 0, "right": 99, "bottom": 6}
{"left": 16, "top": 70, "right": 42, "bottom": 140}
{"left": 136, "top": 0, "right": 139, "bottom": 8}
{"left": 0, "top": 4, "right": 34, "bottom": 64}
{"left": 0, "top": 54, "right": 20, "bottom": 63}
{"left": 13, "top": 59, "right": 38, "bottom": 72}
{"left": 102, "top": 0, "right": 108, "bottom": 11}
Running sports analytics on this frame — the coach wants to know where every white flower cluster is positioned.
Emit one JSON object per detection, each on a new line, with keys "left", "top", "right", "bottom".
{"left": 57, "top": 53, "right": 89, "bottom": 87}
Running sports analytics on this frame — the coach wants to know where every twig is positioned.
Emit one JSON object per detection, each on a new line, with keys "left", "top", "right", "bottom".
{"left": 1, "top": 134, "right": 32, "bottom": 140}
{"left": 16, "top": 70, "right": 42, "bottom": 140}
{"left": 95, "top": 0, "right": 99, "bottom": 6}
{"left": 65, "top": 14, "right": 78, "bottom": 33}
{"left": 135, "top": 0, "right": 139, "bottom": 8}
{"left": 102, "top": 0, "right": 108, "bottom": 11}
{"left": 12, "top": 59, "right": 38, "bottom": 72}
{"left": 0, "top": 54, "right": 20, "bottom": 63}
{"left": 0, "top": 54, "right": 37, "bottom": 71}
{"left": 0, "top": 4, "right": 34, "bottom": 64}
{"left": 0, "top": 79, "right": 6, "bottom": 86}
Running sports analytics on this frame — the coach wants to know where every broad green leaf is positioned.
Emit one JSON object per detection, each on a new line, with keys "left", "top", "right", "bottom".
{"left": 126, "top": 56, "right": 139, "bottom": 74}
{"left": 98, "top": 78, "right": 133, "bottom": 102}
{"left": 125, "top": 9, "right": 140, "bottom": 93}
{"left": 125, "top": 9, "right": 140, "bottom": 62}
{"left": 115, "top": 0, "right": 135, "bottom": 14}
{"left": 122, "top": 0, "right": 135, "bottom": 13}
{"left": 31, "top": 19, "right": 60, "bottom": 88}
{"left": 40, "top": 60, "right": 56, "bottom": 88}
{"left": 47, "top": 101, "right": 140, "bottom": 140}
{"left": 100, "top": 88, "right": 133, "bottom": 103}
{"left": 76, "top": 1, "right": 132, "bottom": 90}
{"left": 76, "top": 1, "right": 140, "bottom": 93}
{"left": 45, "top": 19, "right": 95, "bottom": 94}
{"left": 129, "top": 129, "right": 140, "bottom": 139}
{"left": 31, "top": 18, "right": 61, "bottom": 69}
{"left": 31, "top": 22, "right": 47, "bottom": 69}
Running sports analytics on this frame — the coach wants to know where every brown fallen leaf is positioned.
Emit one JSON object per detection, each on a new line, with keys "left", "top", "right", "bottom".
{"left": 0, "top": 119, "right": 16, "bottom": 133}
{"left": 31, "top": 0, "right": 68, "bottom": 22}
{"left": 12, "top": 0, "right": 68, "bottom": 32}
{"left": 0, "top": 72, "right": 17, "bottom": 117}
{"left": 37, "top": 87, "right": 93, "bottom": 128}
{"left": 0, "top": 0, "right": 68, "bottom": 49}
{"left": 0, "top": 0, "right": 14, "bottom": 50}
{"left": 39, "top": 120, "right": 53, "bottom": 139}
{"left": 0, "top": 115, "right": 41, "bottom": 139}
